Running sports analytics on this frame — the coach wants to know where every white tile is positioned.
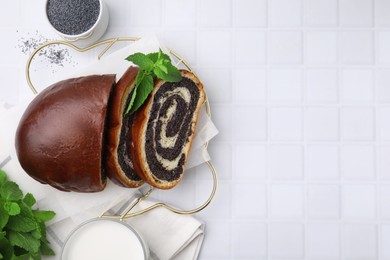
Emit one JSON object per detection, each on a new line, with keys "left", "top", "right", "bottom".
{"left": 343, "top": 185, "right": 376, "bottom": 219}
{"left": 269, "top": 107, "right": 302, "bottom": 141}
{"left": 341, "top": 31, "right": 374, "bottom": 64}
{"left": 341, "top": 69, "right": 374, "bottom": 103}
{"left": 233, "top": 222, "right": 267, "bottom": 258}
{"left": 380, "top": 186, "right": 390, "bottom": 219}
{"left": 344, "top": 225, "right": 377, "bottom": 259}
{"left": 340, "top": 0, "right": 373, "bottom": 26}
{"left": 341, "top": 145, "right": 375, "bottom": 180}
{"left": 307, "top": 185, "right": 340, "bottom": 219}
{"left": 129, "top": 0, "right": 162, "bottom": 26}
{"left": 196, "top": 181, "right": 231, "bottom": 219}
{"left": 233, "top": 184, "right": 267, "bottom": 218}
{"left": 233, "top": 0, "right": 267, "bottom": 27}
{"left": 376, "top": 0, "right": 390, "bottom": 26}
{"left": 21, "top": 0, "right": 47, "bottom": 28}
{"left": 234, "top": 144, "right": 267, "bottom": 181}
{"left": 233, "top": 106, "right": 267, "bottom": 141}
{"left": 211, "top": 105, "right": 231, "bottom": 142}
{"left": 377, "top": 31, "right": 390, "bottom": 64}
{"left": 305, "top": 145, "right": 339, "bottom": 180}
{"left": 106, "top": 0, "right": 127, "bottom": 27}
{"left": 268, "top": 31, "right": 302, "bottom": 64}
{"left": 377, "top": 107, "right": 390, "bottom": 141}
{"left": 381, "top": 225, "right": 390, "bottom": 258}
{"left": 269, "top": 223, "right": 304, "bottom": 258}
{"left": 306, "top": 107, "right": 339, "bottom": 141}
{"left": 376, "top": 69, "right": 390, "bottom": 103}
{"left": 0, "top": 0, "right": 20, "bottom": 26}
{"left": 198, "top": 31, "right": 231, "bottom": 66}
{"left": 162, "top": 30, "right": 196, "bottom": 65}
{"left": 341, "top": 107, "right": 374, "bottom": 141}
{"left": 235, "top": 31, "right": 266, "bottom": 65}
{"left": 304, "top": 0, "right": 338, "bottom": 26}
{"left": 269, "top": 0, "right": 302, "bottom": 27}
{"left": 306, "top": 69, "right": 338, "bottom": 104}
{"left": 199, "top": 0, "right": 231, "bottom": 27}
{"left": 200, "top": 220, "right": 231, "bottom": 258}
{"left": 0, "top": 29, "right": 22, "bottom": 66}
{"left": 234, "top": 68, "right": 266, "bottom": 103}
{"left": 377, "top": 146, "right": 390, "bottom": 180}
{"left": 165, "top": 0, "right": 196, "bottom": 27}
{"left": 0, "top": 68, "right": 20, "bottom": 104}
{"left": 196, "top": 68, "right": 232, "bottom": 103}
{"left": 270, "top": 145, "right": 303, "bottom": 180}
{"left": 207, "top": 144, "right": 232, "bottom": 180}
{"left": 306, "top": 31, "right": 338, "bottom": 64}
{"left": 306, "top": 223, "right": 340, "bottom": 259}
{"left": 270, "top": 184, "right": 303, "bottom": 218}
{"left": 268, "top": 69, "right": 303, "bottom": 102}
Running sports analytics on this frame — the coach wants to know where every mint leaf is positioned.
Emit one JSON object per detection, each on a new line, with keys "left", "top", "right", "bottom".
{"left": 39, "top": 241, "right": 55, "bottom": 256}
{"left": 32, "top": 211, "right": 55, "bottom": 222}
{"left": 4, "top": 202, "right": 20, "bottom": 216}
{"left": 8, "top": 231, "right": 40, "bottom": 253}
{"left": 125, "top": 49, "right": 183, "bottom": 114}
{"left": 147, "top": 52, "right": 159, "bottom": 63}
{"left": 1, "top": 182, "right": 23, "bottom": 202}
{"left": 0, "top": 238, "right": 12, "bottom": 260}
{"left": 0, "top": 205, "right": 9, "bottom": 229}
{"left": 7, "top": 215, "right": 37, "bottom": 232}
{"left": 0, "top": 231, "right": 5, "bottom": 240}
{"left": 125, "top": 53, "right": 153, "bottom": 71}
{"left": 0, "top": 170, "right": 7, "bottom": 186}
{"left": 129, "top": 74, "right": 154, "bottom": 114}
{"left": 22, "top": 194, "right": 36, "bottom": 208}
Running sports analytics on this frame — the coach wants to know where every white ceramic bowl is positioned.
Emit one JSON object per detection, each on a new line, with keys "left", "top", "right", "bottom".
{"left": 45, "top": 0, "right": 109, "bottom": 47}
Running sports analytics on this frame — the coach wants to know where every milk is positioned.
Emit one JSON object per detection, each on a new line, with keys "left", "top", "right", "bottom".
{"left": 61, "top": 219, "right": 147, "bottom": 260}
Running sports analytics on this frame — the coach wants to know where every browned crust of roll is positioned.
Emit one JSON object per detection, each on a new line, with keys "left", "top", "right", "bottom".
{"left": 131, "top": 70, "right": 205, "bottom": 189}
{"left": 105, "top": 66, "right": 144, "bottom": 188}
{"left": 15, "top": 74, "right": 116, "bottom": 192}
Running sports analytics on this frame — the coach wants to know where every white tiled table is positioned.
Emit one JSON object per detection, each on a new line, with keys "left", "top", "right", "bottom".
{"left": 2, "top": 0, "right": 390, "bottom": 259}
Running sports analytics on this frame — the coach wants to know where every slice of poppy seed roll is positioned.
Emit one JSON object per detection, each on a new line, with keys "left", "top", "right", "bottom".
{"left": 105, "top": 66, "right": 145, "bottom": 188}
{"left": 131, "top": 70, "right": 205, "bottom": 189}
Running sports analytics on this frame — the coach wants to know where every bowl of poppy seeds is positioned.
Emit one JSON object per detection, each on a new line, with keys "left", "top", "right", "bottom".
{"left": 45, "top": 0, "right": 109, "bottom": 46}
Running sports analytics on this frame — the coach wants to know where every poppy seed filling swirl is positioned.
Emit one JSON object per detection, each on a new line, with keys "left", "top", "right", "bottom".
{"left": 145, "top": 78, "right": 200, "bottom": 181}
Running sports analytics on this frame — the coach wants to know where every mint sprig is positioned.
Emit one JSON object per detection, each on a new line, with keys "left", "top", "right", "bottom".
{"left": 124, "top": 49, "right": 182, "bottom": 114}
{"left": 0, "top": 170, "right": 56, "bottom": 259}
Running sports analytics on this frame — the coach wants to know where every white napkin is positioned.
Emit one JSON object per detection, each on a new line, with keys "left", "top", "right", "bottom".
{"left": 0, "top": 36, "right": 218, "bottom": 259}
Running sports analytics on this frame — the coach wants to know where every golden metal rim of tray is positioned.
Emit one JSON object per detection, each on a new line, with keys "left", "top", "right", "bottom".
{"left": 25, "top": 37, "right": 217, "bottom": 219}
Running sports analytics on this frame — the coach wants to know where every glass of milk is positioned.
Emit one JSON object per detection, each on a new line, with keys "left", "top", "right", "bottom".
{"left": 61, "top": 218, "right": 149, "bottom": 260}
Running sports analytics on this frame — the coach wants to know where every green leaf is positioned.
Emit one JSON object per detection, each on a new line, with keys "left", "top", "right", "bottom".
{"left": 1, "top": 182, "right": 23, "bottom": 202}
{"left": 158, "top": 49, "right": 172, "bottom": 63}
{"left": 146, "top": 52, "right": 159, "bottom": 63}
{"left": 22, "top": 194, "right": 35, "bottom": 208}
{"left": 0, "top": 232, "right": 5, "bottom": 240}
{"left": 164, "top": 63, "right": 183, "bottom": 82}
{"left": 32, "top": 211, "right": 55, "bottom": 222}
{"left": 7, "top": 215, "right": 37, "bottom": 232}
{"left": 0, "top": 252, "right": 3, "bottom": 259}
{"left": 125, "top": 70, "right": 145, "bottom": 114}
{"left": 0, "top": 238, "right": 13, "bottom": 260}
{"left": 11, "top": 253, "right": 30, "bottom": 260}
{"left": 4, "top": 202, "right": 20, "bottom": 216}
{"left": 39, "top": 241, "right": 55, "bottom": 256}
{"left": 0, "top": 204, "right": 9, "bottom": 229}
{"left": 0, "top": 170, "right": 7, "bottom": 186}
{"left": 129, "top": 74, "right": 154, "bottom": 114}
{"left": 125, "top": 53, "right": 153, "bottom": 71}
{"left": 8, "top": 231, "right": 40, "bottom": 253}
